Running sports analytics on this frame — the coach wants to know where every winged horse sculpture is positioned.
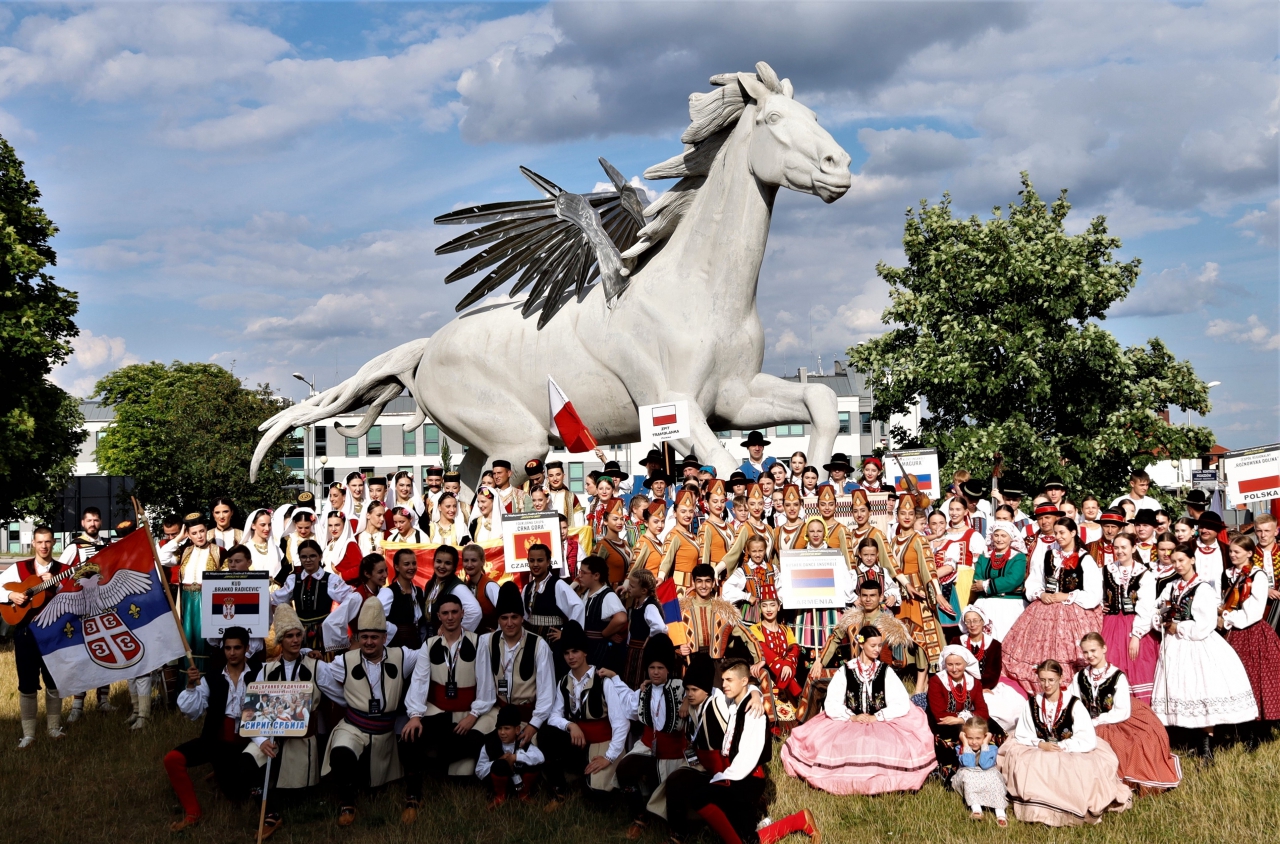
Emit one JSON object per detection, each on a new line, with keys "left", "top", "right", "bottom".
{"left": 252, "top": 62, "right": 852, "bottom": 489}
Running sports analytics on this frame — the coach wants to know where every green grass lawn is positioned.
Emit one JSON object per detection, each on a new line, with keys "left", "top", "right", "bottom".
{"left": 1, "top": 645, "right": 1277, "bottom": 844}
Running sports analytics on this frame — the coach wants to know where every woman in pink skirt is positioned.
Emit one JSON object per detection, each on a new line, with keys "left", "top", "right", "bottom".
{"left": 1099, "top": 533, "right": 1160, "bottom": 702}
{"left": 781, "top": 625, "right": 935, "bottom": 795}
{"left": 1220, "top": 535, "right": 1280, "bottom": 745}
{"left": 1002, "top": 518, "right": 1103, "bottom": 692}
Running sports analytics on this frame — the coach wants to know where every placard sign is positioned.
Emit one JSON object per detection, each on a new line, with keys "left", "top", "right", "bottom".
{"left": 239, "top": 681, "right": 312, "bottom": 737}
{"left": 639, "top": 400, "right": 691, "bottom": 444}
{"left": 778, "top": 548, "right": 850, "bottom": 610}
{"left": 202, "top": 571, "right": 271, "bottom": 639}
{"left": 501, "top": 512, "right": 564, "bottom": 574}
{"left": 1222, "top": 444, "right": 1280, "bottom": 506}
{"left": 885, "top": 448, "right": 940, "bottom": 499}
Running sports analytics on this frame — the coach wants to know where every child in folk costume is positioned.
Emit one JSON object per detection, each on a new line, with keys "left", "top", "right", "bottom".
{"left": 968, "top": 520, "right": 1028, "bottom": 642}
{"left": 1150, "top": 542, "right": 1257, "bottom": 760}
{"left": 793, "top": 517, "right": 848, "bottom": 654}
{"left": 1098, "top": 533, "right": 1160, "bottom": 704}
{"left": 698, "top": 479, "right": 737, "bottom": 576}
{"left": 1218, "top": 534, "right": 1280, "bottom": 741}
{"left": 622, "top": 568, "right": 667, "bottom": 689}
{"left": 616, "top": 634, "right": 688, "bottom": 839}
{"left": 541, "top": 621, "right": 634, "bottom": 808}
{"left": 722, "top": 535, "right": 778, "bottom": 625}
{"left": 659, "top": 489, "right": 703, "bottom": 590}
{"left": 782, "top": 626, "right": 936, "bottom": 795}
{"left": 998, "top": 659, "right": 1132, "bottom": 827}
{"left": 772, "top": 484, "right": 807, "bottom": 553}
{"left": 678, "top": 565, "right": 749, "bottom": 661}
{"left": 950, "top": 716, "right": 1008, "bottom": 827}
{"left": 720, "top": 483, "right": 775, "bottom": 578}
{"left": 660, "top": 654, "right": 730, "bottom": 843}
{"left": 889, "top": 493, "right": 950, "bottom": 673}
{"left": 597, "top": 498, "right": 634, "bottom": 586}
{"left": 240, "top": 605, "right": 324, "bottom": 839}
{"left": 745, "top": 583, "right": 802, "bottom": 728}
{"left": 851, "top": 537, "right": 901, "bottom": 605}
{"left": 953, "top": 606, "right": 1025, "bottom": 732}
{"left": 476, "top": 704, "right": 544, "bottom": 808}
{"left": 693, "top": 660, "right": 820, "bottom": 844}
{"left": 317, "top": 597, "right": 424, "bottom": 827}
{"left": 1074, "top": 633, "right": 1181, "bottom": 794}
{"left": 1002, "top": 518, "right": 1102, "bottom": 693}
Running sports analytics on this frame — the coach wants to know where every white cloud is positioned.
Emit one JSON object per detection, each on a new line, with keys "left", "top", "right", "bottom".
{"left": 591, "top": 175, "right": 659, "bottom": 204}
{"left": 1234, "top": 199, "right": 1279, "bottom": 247}
{"left": 773, "top": 329, "right": 803, "bottom": 354}
{"left": 1205, "top": 314, "right": 1280, "bottom": 351}
{"left": 1111, "top": 262, "right": 1224, "bottom": 318}
{"left": 858, "top": 127, "right": 972, "bottom": 176}
{"left": 51, "top": 329, "right": 139, "bottom": 397}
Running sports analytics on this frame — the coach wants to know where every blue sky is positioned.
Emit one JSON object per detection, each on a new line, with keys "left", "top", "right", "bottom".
{"left": 6, "top": 1, "right": 1276, "bottom": 447}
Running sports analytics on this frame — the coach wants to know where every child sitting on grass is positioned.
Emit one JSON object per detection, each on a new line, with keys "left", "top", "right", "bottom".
{"left": 950, "top": 716, "right": 1008, "bottom": 827}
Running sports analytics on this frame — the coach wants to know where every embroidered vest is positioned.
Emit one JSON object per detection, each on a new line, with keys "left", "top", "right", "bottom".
{"left": 387, "top": 581, "right": 424, "bottom": 648}
{"left": 1102, "top": 565, "right": 1145, "bottom": 616}
{"left": 341, "top": 648, "right": 406, "bottom": 734}
{"left": 423, "top": 633, "right": 480, "bottom": 715}
{"left": 1075, "top": 670, "right": 1123, "bottom": 718}
{"left": 1029, "top": 696, "right": 1077, "bottom": 743}
{"left": 559, "top": 671, "right": 609, "bottom": 722}
{"left": 490, "top": 631, "right": 542, "bottom": 706}
{"left": 842, "top": 663, "right": 889, "bottom": 715}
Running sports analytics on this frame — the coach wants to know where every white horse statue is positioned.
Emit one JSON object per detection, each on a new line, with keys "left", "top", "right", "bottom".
{"left": 251, "top": 62, "right": 852, "bottom": 488}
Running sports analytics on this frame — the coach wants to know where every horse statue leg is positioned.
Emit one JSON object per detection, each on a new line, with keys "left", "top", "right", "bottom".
{"left": 717, "top": 373, "right": 840, "bottom": 472}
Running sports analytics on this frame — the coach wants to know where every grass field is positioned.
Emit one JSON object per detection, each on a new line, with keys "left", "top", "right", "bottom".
{"left": 2, "top": 645, "right": 1278, "bottom": 844}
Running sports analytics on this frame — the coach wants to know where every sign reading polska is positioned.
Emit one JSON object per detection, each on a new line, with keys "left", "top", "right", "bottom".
{"left": 240, "top": 681, "right": 313, "bottom": 738}
{"left": 202, "top": 571, "right": 271, "bottom": 639}
{"left": 501, "top": 512, "right": 564, "bottom": 574}
{"left": 1222, "top": 443, "right": 1280, "bottom": 506}
{"left": 639, "top": 400, "right": 691, "bottom": 444}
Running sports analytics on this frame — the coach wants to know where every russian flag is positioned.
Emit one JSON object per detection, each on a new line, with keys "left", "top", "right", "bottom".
{"left": 548, "top": 376, "right": 598, "bottom": 453}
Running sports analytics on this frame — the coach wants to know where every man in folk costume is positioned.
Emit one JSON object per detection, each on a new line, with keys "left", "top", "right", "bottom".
{"left": 597, "top": 497, "right": 634, "bottom": 585}
{"left": 616, "top": 634, "right": 688, "bottom": 839}
{"left": 1193, "top": 511, "right": 1232, "bottom": 592}
{"left": 773, "top": 484, "right": 807, "bottom": 554}
{"left": 738, "top": 431, "right": 777, "bottom": 482}
{"left": 58, "top": 506, "right": 115, "bottom": 717}
{"left": 420, "top": 544, "right": 483, "bottom": 636}
{"left": 239, "top": 605, "right": 322, "bottom": 839}
{"left": 491, "top": 459, "right": 534, "bottom": 514}
{"left": 1026, "top": 501, "right": 1062, "bottom": 569}
{"left": 1130, "top": 509, "right": 1160, "bottom": 565}
{"left": 4, "top": 525, "right": 68, "bottom": 747}
{"left": 720, "top": 484, "right": 774, "bottom": 579}
{"left": 679, "top": 564, "right": 750, "bottom": 662}
{"left": 546, "top": 460, "right": 586, "bottom": 527}
{"left": 402, "top": 593, "right": 497, "bottom": 777}
{"left": 158, "top": 512, "right": 224, "bottom": 670}
{"left": 659, "top": 489, "right": 703, "bottom": 590}
{"left": 541, "top": 621, "right": 634, "bottom": 809}
{"left": 957, "top": 479, "right": 991, "bottom": 539}
{"left": 163, "top": 629, "right": 256, "bottom": 833}
{"left": 522, "top": 543, "right": 585, "bottom": 671}
{"left": 209, "top": 497, "right": 242, "bottom": 549}
{"left": 423, "top": 465, "right": 445, "bottom": 509}
{"left": 579, "top": 555, "right": 628, "bottom": 672}
{"left": 889, "top": 493, "right": 949, "bottom": 672}
{"left": 1085, "top": 509, "right": 1126, "bottom": 568}
{"left": 462, "top": 542, "right": 500, "bottom": 634}
{"left": 1250, "top": 514, "right": 1280, "bottom": 631}
{"left": 317, "top": 597, "right": 424, "bottom": 827}
{"left": 485, "top": 582, "right": 557, "bottom": 752}
{"left": 690, "top": 660, "right": 820, "bottom": 844}
{"left": 821, "top": 452, "right": 857, "bottom": 494}
{"left": 522, "top": 458, "right": 548, "bottom": 494}
{"left": 271, "top": 538, "right": 354, "bottom": 653}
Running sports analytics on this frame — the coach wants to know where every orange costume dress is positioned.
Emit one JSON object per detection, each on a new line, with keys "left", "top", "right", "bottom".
{"left": 890, "top": 526, "right": 946, "bottom": 669}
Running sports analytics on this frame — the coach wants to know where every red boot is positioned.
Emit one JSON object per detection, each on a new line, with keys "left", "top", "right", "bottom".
{"left": 517, "top": 771, "right": 539, "bottom": 803}
{"left": 488, "top": 775, "right": 511, "bottom": 810}
{"left": 758, "top": 809, "right": 820, "bottom": 844}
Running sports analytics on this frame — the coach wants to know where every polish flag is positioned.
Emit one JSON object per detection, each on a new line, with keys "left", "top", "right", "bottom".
{"left": 548, "top": 376, "right": 598, "bottom": 453}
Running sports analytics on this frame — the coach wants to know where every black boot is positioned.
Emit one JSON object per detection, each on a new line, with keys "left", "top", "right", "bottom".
{"left": 1199, "top": 732, "right": 1214, "bottom": 763}
{"left": 1243, "top": 722, "right": 1262, "bottom": 752}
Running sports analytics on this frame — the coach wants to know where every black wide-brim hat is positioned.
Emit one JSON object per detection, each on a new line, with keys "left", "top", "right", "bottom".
{"left": 601, "top": 460, "right": 629, "bottom": 480}
{"left": 1182, "top": 489, "right": 1211, "bottom": 507}
{"left": 1194, "top": 511, "right": 1227, "bottom": 531}
{"left": 740, "top": 431, "right": 770, "bottom": 448}
{"left": 823, "top": 453, "right": 853, "bottom": 472}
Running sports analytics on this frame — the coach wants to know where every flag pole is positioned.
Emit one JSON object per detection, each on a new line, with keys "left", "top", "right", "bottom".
{"left": 255, "top": 757, "right": 272, "bottom": 844}
{"left": 133, "top": 497, "right": 196, "bottom": 669}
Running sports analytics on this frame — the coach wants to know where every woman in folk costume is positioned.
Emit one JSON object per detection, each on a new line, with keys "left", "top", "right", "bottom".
{"left": 321, "top": 510, "right": 363, "bottom": 582}
{"left": 469, "top": 488, "right": 503, "bottom": 544}
{"left": 630, "top": 502, "right": 667, "bottom": 579}
{"left": 392, "top": 469, "right": 427, "bottom": 519}
{"left": 697, "top": 478, "right": 737, "bottom": 575}
{"left": 1073, "top": 633, "right": 1181, "bottom": 794}
{"left": 586, "top": 473, "right": 620, "bottom": 536}
{"left": 327, "top": 482, "right": 351, "bottom": 526}
{"left": 934, "top": 497, "right": 989, "bottom": 631}
{"left": 815, "top": 484, "right": 852, "bottom": 560}
{"left": 954, "top": 606, "right": 1026, "bottom": 732}
{"left": 997, "top": 659, "right": 1132, "bottom": 827}
{"left": 1098, "top": 533, "right": 1160, "bottom": 704}
{"left": 720, "top": 483, "right": 775, "bottom": 578}
{"left": 889, "top": 493, "right": 950, "bottom": 672}
{"left": 658, "top": 489, "right": 702, "bottom": 590}
{"left": 240, "top": 604, "right": 324, "bottom": 838}
{"left": 343, "top": 471, "right": 367, "bottom": 518}
{"left": 847, "top": 489, "right": 891, "bottom": 567}
{"left": 1002, "top": 518, "right": 1103, "bottom": 693}
{"left": 793, "top": 517, "right": 848, "bottom": 654}
{"left": 782, "top": 625, "right": 936, "bottom": 795}
{"left": 622, "top": 569, "right": 667, "bottom": 689}
{"left": 386, "top": 506, "right": 429, "bottom": 545}
{"left": 158, "top": 513, "right": 224, "bottom": 664}
{"left": 615, "top": 634, "right": 688, "bottom": 839}
{"left": 428, "top": 492, "right": 470, "bottom": 546}
{"left": 723, "top": 535, "right": 779, "bottom": 625}
{"left": 1218, "top": 534, "right": 1280, "bottom": 736}
{"left": 596, "top": 497, "right": 633, "bottom": 587}
{"left": 926, "top": 645, "right": 997, "bottom": 777}
{"left": 969, "top": 520, "right": 1029, "bottom": 641}
{"left": 242, "top": 507, "right": 283, "bottom": 579}
{"left": 1149, "top": 542, "right": 1257, "bottom": 759}
{"left": 355, "top": 501, "right": 386, "bottom": 556}
{"left": 744, "top": 583, "right": 802, "bottom": 729}
{"left": 773, "top": 483, "right": 807, "bottom": 553}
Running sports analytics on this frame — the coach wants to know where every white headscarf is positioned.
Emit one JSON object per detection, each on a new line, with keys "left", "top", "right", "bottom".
{"left": 989, "top": 520, "right": 1027, "bottom": 554}
{"left": 322, "top": 509, "right": 356, "bottom": 571}
{"left": 939, "top": 643, "right": 982, "bottom": 680}
{"left": 960, "top": 604, "right": 994, "bottom": 639}
{"left": 241, "top": 507, "right": 282, "bottom": 576}
{"left": 391, "top": 470, "right": 426, "bottom": 518}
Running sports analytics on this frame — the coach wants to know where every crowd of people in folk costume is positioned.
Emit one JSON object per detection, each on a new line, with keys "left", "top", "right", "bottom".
{"left": 6, "top": 437, "right": 1280, "bottom": 841}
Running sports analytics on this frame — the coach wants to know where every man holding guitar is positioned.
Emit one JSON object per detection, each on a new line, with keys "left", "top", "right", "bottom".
{"left": 3, "top": 525, "right": 69, "bottom": 748}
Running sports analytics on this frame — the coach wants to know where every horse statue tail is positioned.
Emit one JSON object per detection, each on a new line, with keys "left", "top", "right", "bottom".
{"left": 249, "top": 336, "right": 433, "bottom": 481}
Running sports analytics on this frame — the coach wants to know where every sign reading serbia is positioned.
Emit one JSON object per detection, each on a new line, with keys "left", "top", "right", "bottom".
{"left": 501, "top": 512, "right": 563, "bottom": 574}
{"left": 639, "top": 400, "right": 691, "bottom": 444}
{"left": 202, "top": 571, "right": 271, "bottom": 639}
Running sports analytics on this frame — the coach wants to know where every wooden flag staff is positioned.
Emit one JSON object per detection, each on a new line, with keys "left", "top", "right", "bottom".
{"left": 133, "top": 497, "right": 196, "bottom": 670}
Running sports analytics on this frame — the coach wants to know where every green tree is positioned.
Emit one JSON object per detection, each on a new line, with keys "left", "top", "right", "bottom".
{"left": 0, "top": 134, "right": 85, "bottom": 521}
{"left": 93, "top": 362, "right": 297, "bottom": 519}
{"left": 849, "top": 174, "right": 1215, "bottom": 503}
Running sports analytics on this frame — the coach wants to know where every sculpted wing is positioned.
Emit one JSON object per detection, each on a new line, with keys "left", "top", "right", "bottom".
{"left": 434, "top": 158, "right": 646, "bottom": 329}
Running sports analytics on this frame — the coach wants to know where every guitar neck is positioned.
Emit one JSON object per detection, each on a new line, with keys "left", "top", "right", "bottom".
{"left": 27, "top": 565, "right": 80, "bottom": 597}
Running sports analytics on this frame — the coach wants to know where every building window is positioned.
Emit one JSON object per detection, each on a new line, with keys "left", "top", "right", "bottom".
{"left": 366, "top": 426, "right": 382, "bottom": 457}
{"left": 314, "top": 427, "right": 327, "bottom": 458}
{"left": 345, "top": 437, "right": 358, "bottom": 458}
{"left": 403, "top": 427, "right": 416, "bottom": 456}
{"left": 569, "top": 462, "right": 585, "bottom": 493}
{"left": 716, "top": 430, "right": 733, "bottom": 439}
{"left": 424, "top": 424, "right": 440, "bottom": 456}
{"left": 860, "top": 412, "right": 872, "bottom": 435}
{"left": 775, "top": 424, "right": 804, "bottom": 437}
{"left": 322, "top": 468, "right": 335, "bottom": 485}
{"left": 838, "top": 412, "right": 851, "bottom": 435}
{"left": 284, "top": 428, "right": 305, "bottom": 473}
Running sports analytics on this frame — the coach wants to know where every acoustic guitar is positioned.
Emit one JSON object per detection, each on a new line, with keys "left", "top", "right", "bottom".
{"left": 1, "top": 562, "right": 97, "bottom": 626}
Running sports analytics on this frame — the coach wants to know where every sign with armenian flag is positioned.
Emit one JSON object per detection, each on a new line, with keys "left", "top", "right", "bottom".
{"left": 778, "top": 548, "right": 849, "bottom": 610}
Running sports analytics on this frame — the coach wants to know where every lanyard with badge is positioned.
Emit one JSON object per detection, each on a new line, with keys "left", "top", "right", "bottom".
{"left": 498, "top": 640, "right": 518, "bottom": 701}
{"left": 364, "top": 656, "right": 385, "bottom": 715}
{"left": 443, "top": 638, "right": 461, "bottom": 699}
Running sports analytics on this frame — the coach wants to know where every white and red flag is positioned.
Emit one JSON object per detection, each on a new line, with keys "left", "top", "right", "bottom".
{"left": 548, "top": 376, "right": 598, "bottom": 453}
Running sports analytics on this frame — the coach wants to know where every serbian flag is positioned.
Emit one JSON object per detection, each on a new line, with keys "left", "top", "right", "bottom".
{"left": 548, "top": 376, "right": 598, "bottom": 453}
{"left": 656, "top": 578, "right": 690, "bottom": 647}
{"left": 31, "top": 530, "right": 186, "bottom": 696}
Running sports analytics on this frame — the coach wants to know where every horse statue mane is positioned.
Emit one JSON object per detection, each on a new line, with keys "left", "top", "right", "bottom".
{"left": 252, "top": 62, "right": 852, "bottom": 490}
